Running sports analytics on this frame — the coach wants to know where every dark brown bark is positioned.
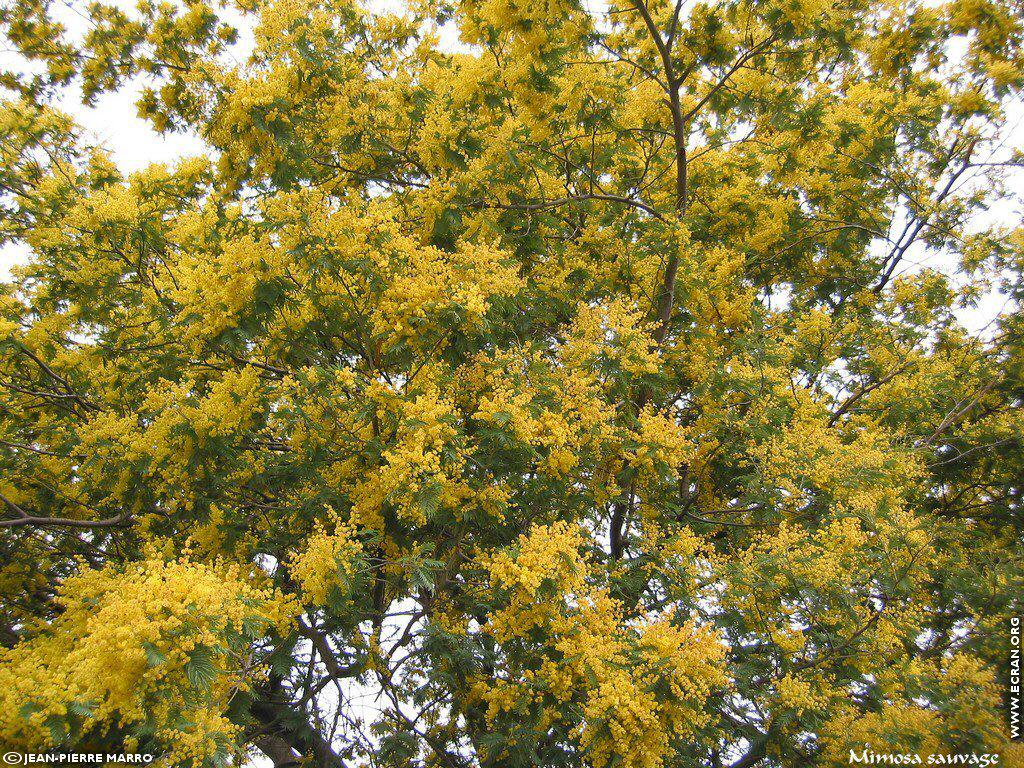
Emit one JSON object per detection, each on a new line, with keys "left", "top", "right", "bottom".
{"left": 255, "top": 735, "right": 301, "bottom": 768}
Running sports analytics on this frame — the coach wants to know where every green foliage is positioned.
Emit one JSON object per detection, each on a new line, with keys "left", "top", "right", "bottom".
{"left": 0, "top": 0, "right": 1023, "bottom": 764}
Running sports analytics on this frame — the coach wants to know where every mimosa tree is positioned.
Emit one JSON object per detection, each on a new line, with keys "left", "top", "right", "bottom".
{"left": 1, "top": 0, "right": 1023, "bottom": 764}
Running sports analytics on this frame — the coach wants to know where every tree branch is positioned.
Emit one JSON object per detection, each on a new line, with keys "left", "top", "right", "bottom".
{"left": 0, "top": 492, "right": 131, "bottom": 529}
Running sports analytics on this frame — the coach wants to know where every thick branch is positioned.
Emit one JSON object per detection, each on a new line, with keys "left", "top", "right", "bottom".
{"left": 297, "top": 619, "right": 364, "bottom": 682}
{"left": 250, "top": 682, "right": 349, "bottom": 768}
{"left": 0, "top": 492, "right": 131, "bottom": 529}
{"left": 255, "top": 736, "right": 301, "bottom": 768}
{"left": 828, "top": 361, "right": 913, "bottom": 426}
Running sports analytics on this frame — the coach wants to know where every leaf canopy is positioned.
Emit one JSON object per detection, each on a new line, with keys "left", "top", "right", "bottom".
{"left": 0, "top": 0, "right": 1023, "bottom": 764}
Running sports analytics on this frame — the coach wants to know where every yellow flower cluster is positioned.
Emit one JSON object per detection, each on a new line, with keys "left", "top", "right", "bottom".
{"left": 75, "top": 366, "right": 265, "bottom": 507}
{"left": 478, "top": 523, "right": 727, "bottom": 768}
{"left": 374, "top": 239, "right": 522, "bottom": 348}
{"left": 0, "top": 555, "right": 292, "bottom": 759}
{"left": 172, "top": 231, "right": 283, "bottom": 342}
{"left": 289, "top": 517, "right": 363, "bottom": 605}
{"left": 351, "top": 380, "right": 462, "bottom": 528}
{"left": 458, "top": 0, "right": 590, "bottom": 105}
{"left": 483, "top": 521, "right": 586, "bottom": 639}
{"left": 569, "top": 615, "right": 726, "bottom": 768}
{"left": 752, "top": 401, "right": 922, "bottom": 516}
{"left": 627, "top": 406, "right": 692, "bottom": 480}
{"left": 561, "top": 298, "right": 662, "bottom": 379}
{"left": 471, "top": 346, "right": 615, "bottom": 480}
{"left": 774, "top": 673, "right": 827, "bottom": 716}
